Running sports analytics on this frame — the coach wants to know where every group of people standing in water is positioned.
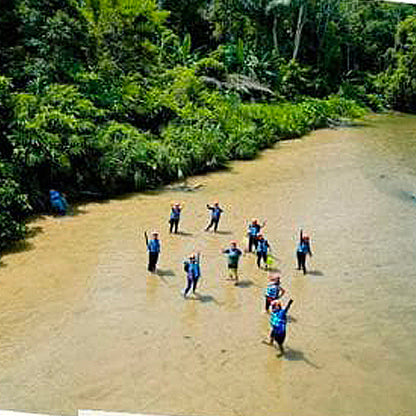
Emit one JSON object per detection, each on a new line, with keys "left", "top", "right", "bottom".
{"left": 144, "top": 200, "right": 313, "bottom": 354}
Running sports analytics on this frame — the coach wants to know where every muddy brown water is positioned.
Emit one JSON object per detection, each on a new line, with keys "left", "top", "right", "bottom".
{"left": 1, "top": 114, "right": 416, "bottom": 416}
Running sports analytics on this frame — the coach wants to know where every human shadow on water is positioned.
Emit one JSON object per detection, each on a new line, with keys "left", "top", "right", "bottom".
{"left": 175, "top": 231, "right": 193, "bottom": 237}
{"left": 191, "top": 293, "right": 222, "bottom": 305}
{"left": 282, "top": 347, "right": 321, "bottom": 369}
{"left": 215, "top": 230, "right": 233, "bottom": 235}
{"left": 307, "top": 270, "right": 324, "bottom": 277}
{"left": 235, "top": 280, "right": 256, "bottom": 288}
{"left": 156, "top": 269, "right": 175, "bottom": 277}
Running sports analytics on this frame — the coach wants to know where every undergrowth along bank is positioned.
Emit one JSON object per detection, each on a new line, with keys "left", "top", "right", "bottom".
{"left": 0, "top": 79, "right": 365, "bottom": 251}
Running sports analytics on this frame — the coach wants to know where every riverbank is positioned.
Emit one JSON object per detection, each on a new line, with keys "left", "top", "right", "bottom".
{"left": 0, "top": 94, "right": 365, "bottom": 251}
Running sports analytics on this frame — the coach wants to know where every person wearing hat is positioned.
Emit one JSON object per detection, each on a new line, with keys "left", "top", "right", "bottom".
{"left": 145, "top": 231, "right": 161, "bottom": 272}
{"left": 256, "top": 234, "right": 270, "bottom": 269}
{"left": 296, "top": 229, "right": 312, "bottom": 274}
{"left": 268, "top": 298, "right": 294, "bottom": 355}
{"left": 183, "top": 252, "right": 201, "bottom": 298}
{"left": 222, "top": 241, "right": 243, "bottom": 285}
{"left": 264, "top": 274, "right": 286, "bottom": 313}
{"left": 169, "top": 202, "right": 183, "bottom": 234}
{"left": 205, "top": 201, "right": 224, "bottom": 232}
{"left": 247, "top": 218, "right": 266, "bottom": 252}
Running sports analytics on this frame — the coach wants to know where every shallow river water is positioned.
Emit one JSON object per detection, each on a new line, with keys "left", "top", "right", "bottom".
{"left": 0, "top": 114, "right": 416, "bottom": 416}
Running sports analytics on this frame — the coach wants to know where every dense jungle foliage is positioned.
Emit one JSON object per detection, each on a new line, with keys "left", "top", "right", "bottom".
{"left": 0, "top": 0, "right": 415, "bottom": 249}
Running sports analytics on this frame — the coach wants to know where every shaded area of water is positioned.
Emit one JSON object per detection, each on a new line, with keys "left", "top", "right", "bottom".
{"left": 1, "top": 114, "right": 416, "bottom": 416}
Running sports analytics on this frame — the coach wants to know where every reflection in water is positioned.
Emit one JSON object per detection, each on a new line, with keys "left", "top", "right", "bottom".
{"left": 0, "top": 114, "right": 416, "bottom": 416}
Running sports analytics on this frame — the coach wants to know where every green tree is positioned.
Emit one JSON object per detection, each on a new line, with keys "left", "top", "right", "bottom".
{"left": 377, "top": 15, "right": 416, "bottom": 112}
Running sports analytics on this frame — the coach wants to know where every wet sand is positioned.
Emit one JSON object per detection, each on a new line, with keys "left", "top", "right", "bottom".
{"left": 0, "top": 114, "right": 416, "bottom": 416}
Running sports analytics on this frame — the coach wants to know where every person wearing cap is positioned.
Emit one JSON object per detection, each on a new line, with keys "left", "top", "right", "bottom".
{"left": 183, "top": 252, "right": 201, "bottom": 298}
{"left": 296, "top": 229, "right": 312, "bottom": 274}
{"left": 247, "top": 218, "right": 266, "bottom": 252}
{"left": 256, "top": 234, "right": 270, "bottom": 269}
{"left": 222, "top": 241, "right": 243, "bottom": 285}
{"left": 268, "top": 299, "right": 294, "bottom": 354}
{"left": 145, "top": 231, "right": 161, "bottom": 272}
{"left": 205, "top": 201, "right": 224, "bottom": 232}
{"left": 264, "top": 274, "right": 286, "bottom": 313}
{"left": 169, "top": 202, "right": 183, "bottom": 234}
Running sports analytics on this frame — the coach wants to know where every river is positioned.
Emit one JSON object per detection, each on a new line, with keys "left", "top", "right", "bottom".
{"left": 0, "top": 114, "right": 415, "bottom": 416}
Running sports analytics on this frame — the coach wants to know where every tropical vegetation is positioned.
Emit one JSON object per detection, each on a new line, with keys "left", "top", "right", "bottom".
{"left": 0, "top": 0, "right": 415, "bottom": 249}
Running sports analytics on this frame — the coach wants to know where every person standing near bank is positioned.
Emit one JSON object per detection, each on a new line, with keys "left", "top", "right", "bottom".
{"left": 49, "top": 189, "right": 68, "bottom": 215}
{"left": 205, "top": 201, "right": 223, "bottom": 232}
{"left": 169, "top": 202, "right": 183, "bottom": 234}
{"left": 145, "top": 231, "right": 160, "bottom": 273}
{"left": 222, "top": 240, "right": 243, "bottom": 285}
{"left": 296, "top": 229, "right": 312, "bottom": 274}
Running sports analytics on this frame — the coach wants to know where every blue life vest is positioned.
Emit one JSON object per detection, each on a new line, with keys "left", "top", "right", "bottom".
{"left": 148, "top": 239, "right": 160, "bottom": 253}
{"left": 190, "top": 262, "right": 200, "bottom": 278}
{"left": 297, "top": 241, "right": 310, "bottom": 254}
{"left": 266, "top": 282, "right": 279, "bottom": 298}
{"left": 257, "top": 239, "right": 269, "bottom": 254}
{"left": 184, "top": 261, "right": 200, "bottom": 279}
{"left": 170, "top": 207, "right": 181, "bottom": 220}
{"left": 248, "top": 224, "right": 260, "bottom": 236}
{"left": 270, "top": 309, "right": 288, "bottom": 334}
{"left": 211, "top": 207, "right": 222, "bottom": 220}
{"left": 49, "top": 190, "right": 66, "bottom": 211}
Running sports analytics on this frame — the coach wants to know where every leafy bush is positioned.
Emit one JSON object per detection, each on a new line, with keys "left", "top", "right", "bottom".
{"left": 95, "top": 121, "right": 158, "bottom": 191}
{"left": 0, "top": 162, "right": 31, "bottom": 250}
{"left": 10, "top": 84, "right": 102, "bottom": 196}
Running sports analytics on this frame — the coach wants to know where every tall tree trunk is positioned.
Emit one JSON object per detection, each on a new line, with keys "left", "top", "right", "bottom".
{"left": 273, "top": 16, "right": 278, "bottom": 54}
{"left": 293, "top": 3, "right": 306, "bottom": 61}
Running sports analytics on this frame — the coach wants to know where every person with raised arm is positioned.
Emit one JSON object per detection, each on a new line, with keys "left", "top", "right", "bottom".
{"left": 247, "top": 218, "right": 266, "bottom": 252}
{"left": 183, "top": 252, "right": 201, "bottom": 298}
{"left": 169, "top": 202, "right": 183, "bottom": 234}
{"left": 268, "top": 299, "right": 294, "bottom": 355}
{"left": 256, "top": 234, "right": 271, "bottom": 269}
{"left": 145, "top": 231, "right": 160, "bottom": 273}
{"left": 205, "top": 201, "right": 223, "bottom": 232}
{"left": 222, "top": 240, "right": 243, "bottom": 285}
{"left": 296, "top": 229, "right": 312, "bottom": 274}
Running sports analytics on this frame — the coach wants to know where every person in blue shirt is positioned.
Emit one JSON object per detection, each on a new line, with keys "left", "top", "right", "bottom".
{"left": 183, "top": 252, "right": 201, "bottom": 298}
{"left": 247, "top": 219, "right": 266, "bottom": 252}
{"left": 223, "top": 241, "right": 243, "bottom": 285}
{"left": 264, "top": 274, "right": 286, "bottom": 313}
{"left": 296, "top": 229, "right": 312, "bottom": 274}
{"left": 145, "top": 231, "right": 160, "bottom": 272}
{"left": 256, "top": 234, "right": 270, "bottom": 269}
{"left": 205, "top": 201, "right": 223, "bottom": 232}
{"left": 169, "top": 202, "right": 182, "bottom": 234}
{"left": 49, "top": 189, "right": 68, "bottom": 215}
{"left": 268, "top": 299, "right": 294, "bottom": 354}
